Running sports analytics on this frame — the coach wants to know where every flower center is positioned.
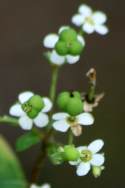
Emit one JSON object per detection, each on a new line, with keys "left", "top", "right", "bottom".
{"left": 85, "top": 16, "right": 95, "bottom": 25}
{"left": 67, "top": 116, "right": 76, "bottom": 125}
{"left": 22, "top": 102, "right": 32, "bottom": 113}
{"left": 80, "top": 150, "right": 92, "bottom": 162}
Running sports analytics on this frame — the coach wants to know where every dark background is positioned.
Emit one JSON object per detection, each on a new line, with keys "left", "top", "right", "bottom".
{"left": 0, "top": 0, "right": 124, "bottom": 187}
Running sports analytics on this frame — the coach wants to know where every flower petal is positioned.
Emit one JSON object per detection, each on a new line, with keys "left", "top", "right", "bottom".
{"left": 52, "top": 120, "right": 70, "bottom": 132}
{"left": 43, "top": 34, "right": 59, "bottom": 48}
{"left": 66, "top": 55, "right": 80, "bottom": 64}
{"left": 77, "top": 146, "right": 87, "bottom": 153}
{"left": 92, "top": 11, "right": 107, "bottom": 24}
{"left": 95, "top": 24, "right": 109, "bottom": 35}
{"left": 77, "top": 35, "right": 85, "bottom": 46}
{"left": 34, "top": 113, "right": 49, "bottom": 128}
{"left": 88, "top": 139, "right": 104, "bottom": 153}
{"left": 76, "top": 162, "right": 90, "bottom": 176}
{"left": 9, "top": 103, "right": 24, "bottom": 117}
{"left": 91, "top": 154, "right": 105, "bottom": 166}
{"left": 58, "top": 26, "right": 70, "bottom": 33}
{"left": 50, "top": 50, "right": 65, "bottom": 65}
{"left": 19, "top": 116, "right": 33, "bottom": 130}
{"left": 69, "top": 160, "right": 80, "bottom": 166}
{"left": 42, "top": 97, "right": 53, "bottom": 113}
{"left": 79, "top": 4, "right": 92, "bottom": 16}
{"left": 77, "top": 112, "right": 94, "bottom": 126}
{"left": 52, "top": 113, "right": 69, "bottom": 120}
{"left": 41, "top": 184, "right": 51, "bottom": 188}
{"left": 71, "top": 14, "right": 84, "bottom": 26}
{"left": 83, "top": 23, "right": 95, "bottom": 34}
{"left": 18, "top": 91, "right": 34, "bottom": 104}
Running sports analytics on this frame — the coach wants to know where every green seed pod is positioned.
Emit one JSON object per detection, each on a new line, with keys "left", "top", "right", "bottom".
{"left": 27, "top": 108, "right": 39, "bottom": 119}
{"left": 60, "top": 28, "right": 77, "bottom": 42}
{"left": 63, "top": 145, "right": 80, "bottom": 161}
{"left": 55, "top": 41, "right": 68, "bottom": 55}
{"left": 72, "top": 91, "right": 81, "bottom": 99}
{"left": 66, "top": 97, "right": 83, "bottom": 116}
{"left": 28, "top": 95, "right": 44, "bottom": 112}
{"left": 69, "top": 41, "right": 83, "bottom": 55}
{"left": 57, "top": 92, "right": 70, "bottom": 111}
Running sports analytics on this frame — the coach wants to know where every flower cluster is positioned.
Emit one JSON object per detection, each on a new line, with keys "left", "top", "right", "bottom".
{"left": 5, "top": 3, "right": 108, "bottom": 187}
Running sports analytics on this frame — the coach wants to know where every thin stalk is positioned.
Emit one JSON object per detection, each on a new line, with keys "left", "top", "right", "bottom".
{"left": 31, "top": 65, "right": 60, "bottom": 184}
{"left": 68, "top": 130, "right": 74, "bottom": 145}
{"left": 0, "top": 116, "right": 18, "bottom": 126}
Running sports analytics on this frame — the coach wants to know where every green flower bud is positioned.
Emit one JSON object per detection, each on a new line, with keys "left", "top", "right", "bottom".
{"left": 55, "top": 41, "right": 68, "bottom": 55}
{"left": 28, "top": 95, "right": 44, "bottom": 112}
{"left": 57, "top": 92, "right": 70, "bottom": 111}
{"left": 69, "top": 41, "right": 83, "bottom": 55}
{"left": 60, "top": 28, "right": 77, "bottom": 42}
{"left": 63, "top": 145, "right": 80, "bottom": 161}
{"left": 66, "top": 97, "right": 83, "bottom": 116}
{"left": 27, "top": 108, "right": 39, "bottom": 119}
{"left": 92, "top": 166, "right": 105, "bottom": 178}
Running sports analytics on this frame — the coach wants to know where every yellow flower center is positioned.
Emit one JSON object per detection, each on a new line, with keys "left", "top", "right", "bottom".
{"left": 81, "top": 150, "right": 92, "bottom": 162}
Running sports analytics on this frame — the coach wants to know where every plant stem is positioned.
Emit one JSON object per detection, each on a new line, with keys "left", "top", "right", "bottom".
{"left": 49, "top": 65, "right": 59, "bottom": 103}
{"left": 68, "top": 130, "right": 73, "bottom": 145}
{"left": 31, "top": 65, "right": 59, "bottom": 184}
{"left": 0, "top": 116, "right": 18, "bottom": 126}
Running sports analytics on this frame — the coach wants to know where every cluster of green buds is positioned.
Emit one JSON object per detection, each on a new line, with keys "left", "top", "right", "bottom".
{"left": 57, "top": 91, "right": 83, "bottom": 116}
{"left": 55, "top": 28, "right": 84, "bottom": 56}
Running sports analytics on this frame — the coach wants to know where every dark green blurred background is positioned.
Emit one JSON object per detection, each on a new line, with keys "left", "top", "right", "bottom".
{"left": 0, "top": 0, "right": 124, "bottom": 187}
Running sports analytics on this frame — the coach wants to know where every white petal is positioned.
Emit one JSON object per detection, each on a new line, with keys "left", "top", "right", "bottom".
{"left": 52, "top": 113, "right": 69, "bottom": 120}
{"left": 69, "top": 160, "right": 80, "bottom": 166}
{"left": 77, "top": 146, "right": 87, "bottom": 153}
{"left": 91, "top": 154, "right": 105, "bottom": 166}
{"left": 71, "top": 14, "right": 84, "bottom": 26}
{"left": 50, "top": 50, "right": 65, "bottom": 65}
{"left": 58, "top": 26, "right": 70, "bottom": 33}
{"left": 34, "top": 113, "right": 49, "bottom": 128}
{"left": 95, "top": 24, "right": 109, "bottom": 35}
{"left": 93, "top": 11, "right": 107, "bottom": 24}
{"left": 43, "top": 34, "right": 59, "bottom": 48}
{"left": 41, "top": 184, "right": 51, "bottom": 188}
{"left": 77, "top": 35, "right": 85, "bottom": 46}
{"left": 30, "top": 184, "right": 37, "bottom": 188}
{"left": 19, "top": 116, "right": 33, "bottom": 130}
{"left": 18, "top": 91, "right": 34, "bottom": 104}
{"left": 66, "top": 55, "right": 80, "bottom": 64}
{"left": 79, "top": 4, "right": 92, "bottom": 16}
{"left": 76, "top": 162, "right": 90, "bottom": 176}
{"left": 88, "top": 139, "right": 104, "bottom": 153}
{"left": 77, "top": 112, "right": 94, "bottom": 126}
{"left": 52, "top": 120, "right": 70, "bottom": 132}
{"left": 42, "top": 97, "right": 53, "bottom": 113}
{"left": 9, "top": 103, "right": 24, "bottom": 117}
{"left": 83, "top": 23, "right": 95, "bottom": 34}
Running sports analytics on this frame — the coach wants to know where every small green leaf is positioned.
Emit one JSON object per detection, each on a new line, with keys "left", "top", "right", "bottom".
{"left": 16, "top": 131, "right": 41, "bottom": 152}
{"left": 0, "top": 136, "right": 27, "bottom": 188}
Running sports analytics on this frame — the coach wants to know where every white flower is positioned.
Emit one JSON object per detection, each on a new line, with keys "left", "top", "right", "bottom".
{"left": 52, "top": 112, "right": 94, "bottom": 136}
{"left": 43, "top": 26, "right": 85, "bottom": 65}
{"left": 69, "top": 139, "right": 105, "bottom": 176}
{"left": 30, "top": 183, "right": 51, "bottom": 188}
{"left": 9, "top": 91, "right": 52, "bottom": 130}
{"left": 72, "top": 4, "right": 109, "bottom": 35}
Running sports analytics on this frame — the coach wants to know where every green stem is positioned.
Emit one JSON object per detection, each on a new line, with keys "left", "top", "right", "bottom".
{"left": 31, "top": 65, "right": 60, "bottom": 184}
{"left": 68, "top": 130, "right": 74, "bottom": 145}
{"left": 0, "top": 115, "right": 18, "bottom": 126}
{"left": 49, "top": 65, "right": 59, "bottom": 103}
